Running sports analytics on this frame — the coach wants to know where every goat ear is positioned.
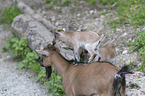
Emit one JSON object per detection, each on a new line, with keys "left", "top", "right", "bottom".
{"left": 35, "top": 50, "right": 49, "bottom": 56}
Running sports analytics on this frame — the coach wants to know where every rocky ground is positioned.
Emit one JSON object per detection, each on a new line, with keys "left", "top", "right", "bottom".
{"left": 0, "top": 25, "right": 49, "bottom": 96}
{"left": 0, "top": 0, "right": 145, "bottom": 96}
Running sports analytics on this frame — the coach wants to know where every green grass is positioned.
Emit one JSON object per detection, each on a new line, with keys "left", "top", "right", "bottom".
{"left": 98, "top": 0, "right": 116, "bottom": 5}
{"left": 45, "top": 0, "right": 51, "bottom": 4}
{"left": 61, "top": 0, "right": 72, "bottom": 6}
{"left": 109, "top": 0, "right": 145, "bottom": 27}
{"left": 86, "top": 0, "right": 96, "bottom": 6}
{"left": 46, "top": 0, "right": 145, "bottom": 27}
{"left": 46, "top": 73, "right": 66, "bottom": 96}
{"left": 0, "top": 5, "right": 22, "bottom": 24}
{"left": 129, "top": 31, "right": 145, "bottom": 71}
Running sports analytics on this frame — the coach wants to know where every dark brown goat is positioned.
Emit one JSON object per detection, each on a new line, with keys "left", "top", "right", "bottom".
{"left": 36, "top": 45, "right": 132, "bottom": 96}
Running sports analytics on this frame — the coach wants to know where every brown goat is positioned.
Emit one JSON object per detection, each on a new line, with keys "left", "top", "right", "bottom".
{"left": 36, "top": 45, "right": 132, "bottom": 96}
{"left": 98, "top": 41, "right": 116, "bottom": 63}
{"left": 80, "top": 41, "right": 116, "bottom": 64}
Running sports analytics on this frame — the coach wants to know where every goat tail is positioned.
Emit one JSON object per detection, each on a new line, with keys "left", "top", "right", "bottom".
{"left": 113, "top": 65, "right": 133, "bottom": 96}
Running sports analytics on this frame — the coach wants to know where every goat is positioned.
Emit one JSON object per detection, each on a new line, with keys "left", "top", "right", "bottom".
{"left": 36, "top": 44, "right": 132, "bottom": 96}
{"left": 80, "top": 40, "right": 116, "bottom": 64}
{"left": 55, "top": 30, "right": 105, "bottom": 64}
{"left": 98, "top": 41, "right": 116, "bottom": 63}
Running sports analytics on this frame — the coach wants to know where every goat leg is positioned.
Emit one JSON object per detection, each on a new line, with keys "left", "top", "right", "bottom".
{"left": 73, "top": 57, "right": 79, "bottom": 66}
{"left": 89, "top": 53, "right": 97, "bottom": 63}
{"left": 73, "top": 47, "right": 80, "bottom": 66}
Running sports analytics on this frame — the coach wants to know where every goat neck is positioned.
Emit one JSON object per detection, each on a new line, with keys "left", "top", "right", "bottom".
{"left": 50, "top": 51, "right": 70, "bottom": 78}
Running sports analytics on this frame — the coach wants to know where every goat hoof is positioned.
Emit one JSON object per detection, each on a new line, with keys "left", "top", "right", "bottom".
{"left": 73, "top": 61, "right": 78, "bottom": 66}
{"left": 83, "top": 63, "right": 88, "bottom": 66}
{"left": 74, "top": 63, "right": 78, "bottom": 66}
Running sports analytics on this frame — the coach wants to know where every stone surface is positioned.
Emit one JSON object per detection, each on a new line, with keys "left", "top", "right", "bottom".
{"left": 11, "top": 14, "right": 54, "bottom": 50}
{"left": 17, "top": 1, "right": 34, "bottom": 16}
{"left": 17, "top": 1, "right": 56, "bottom": 30}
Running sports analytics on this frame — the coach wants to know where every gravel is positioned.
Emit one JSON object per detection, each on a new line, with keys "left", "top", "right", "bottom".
{"left": 0, "top": 25, "right": 48, "bottom": 96}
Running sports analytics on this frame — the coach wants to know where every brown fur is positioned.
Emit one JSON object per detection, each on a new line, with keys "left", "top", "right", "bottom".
{"left": 99, "top": 42, "right": 116, "bottom": 63}
{"left": 80, "top": 42, "right": 116, "bottom": 63}
{"left": 36, "top": 45, "right": 126, "bottom": 96}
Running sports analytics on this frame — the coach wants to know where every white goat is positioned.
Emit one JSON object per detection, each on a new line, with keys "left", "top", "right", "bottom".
{"left": 55, "top": 30, "right": 105, "bottom": 64}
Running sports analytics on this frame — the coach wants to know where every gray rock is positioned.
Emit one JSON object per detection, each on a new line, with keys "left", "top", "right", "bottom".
{"left": 17, "top": 1, "right": 35, "bottom": 16}
{"left": 17, "top": 1, "right": 56, "bottom": 30}
{"left": 39, "top": 18, "right": 56, "bottom": 30}
{"left": 11, "top": 14, "right": 54, "bottom": 50}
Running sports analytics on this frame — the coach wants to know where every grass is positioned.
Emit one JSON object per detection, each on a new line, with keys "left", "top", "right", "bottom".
{"left": 98, "top": 0, "right": 116, "bottom": 6}
{"left": 46, "top": 73, "right": 66, "bottom": 96}
{"left": 45, "top": 0, "right": 145, "bottom": 27}
{"left": 45, "top": 0, "right": 72, "bottom": 6}
{"left": 61, "top": 0, "right": 73, "bottom": 6}
{"left": 86, "top": 0, "right": 97, "bottom": 6}
{"left": 0, "top": 5, "right": 22, "bottom": 24}
{"left": 108, "top": 0, "right": 145, "bottom": 27}
{"left": 98, "top": 11, "right": 110, "bottom": 16}
{"left": 129, "top": 31, "right": 145, "bottom": 71}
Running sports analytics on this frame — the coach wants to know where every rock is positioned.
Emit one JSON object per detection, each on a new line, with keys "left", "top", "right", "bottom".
{"left": 60, "top": 49, "right": 74, "bottom": 60}
{"left": 11, "top": 14, "right": 54, "bottom": 50}
{"left": 56, "top": 42, "right": 74, "bottom": 60}
{"left": 122, "top": 33, "right": 128, "bottom": 37}
{"left": 122, "top": 50, "right": 128, "bottom": 54}
{"left": 17, "top": 1, "right": 56, "bottom": 30}
{"left": 89, "top": 10, "right": 94, "bottom": 14}
{"left": 17, "top": 1, "right": 35, "bottom": 16}
{"left": 39, "top": 18, "right": 56, "bottom": 30}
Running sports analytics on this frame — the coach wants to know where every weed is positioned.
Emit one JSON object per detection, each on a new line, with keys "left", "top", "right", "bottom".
{"left": 3, "top": 36, "right": 65, "bottom": 95}
{"left": 61, "top": 0, "right": 72, "bottom": 6}
{"left": 130, "top": 61, "right": 134, "bottom": 66}
{"left": 0, "top": 5, "right": 22, "bottom": 24}
{"left": 36, "top": 67, "right": 48, "bottom": 83}
{"left": 3, "top": 37, "right": 31, "bottom": 59}
{"left": 18, "top": 51, "right": 40, "bottom": 71}
{"left": 46, "top": 73, "right": 66, "bottom": 96}
{"left": 46, "top": 0, "right": 52, "bottom": 4}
